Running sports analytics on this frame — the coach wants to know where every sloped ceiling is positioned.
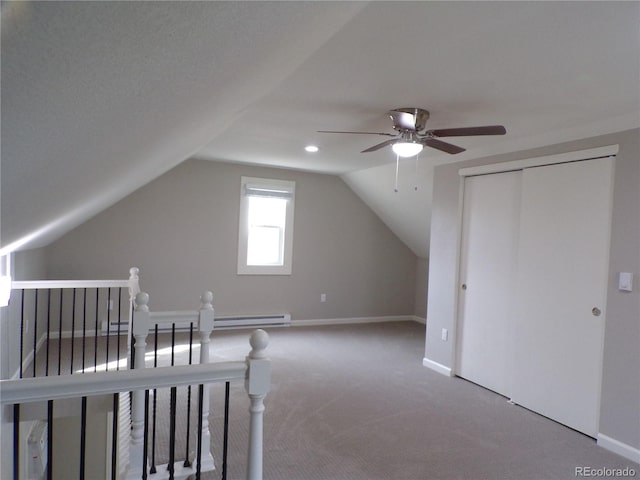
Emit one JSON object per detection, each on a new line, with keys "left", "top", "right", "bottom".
{"left": 2, "top": 1, "right": 639, "bottom": 259}
{"left": 0, "top": 1, "right": 365, "bottom": 253}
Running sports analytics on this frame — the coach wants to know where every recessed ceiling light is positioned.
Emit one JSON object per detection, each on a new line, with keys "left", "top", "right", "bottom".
{"left": 305, "top": 145, "right": 319, "bottom": 153}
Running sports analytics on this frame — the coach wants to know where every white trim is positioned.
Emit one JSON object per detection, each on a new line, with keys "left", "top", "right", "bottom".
{"left": 422, "top": 357, "right": 453, "bottom": 377}
{"left": 12, "top": 332, "right": 50, "bottom": 379}
{"left": 597, "top": 433, "right": 640, "bottom": 464}
{"left": 411, "top": 316, "right": 426, "bottom": 325}
{"left": 458, "top": 145, "right": 619, "bottom": 177}
{"left": 12, "top": 279, "right": 130, "bottom": 290}
{"left": 12, "top": 330, "right": 105, "bottom": 379}
{"left": 291, "top": 315, "right": 417, "bottom": 327}
{"left": 1, "top": 361, "right": 247, "bottom": 405}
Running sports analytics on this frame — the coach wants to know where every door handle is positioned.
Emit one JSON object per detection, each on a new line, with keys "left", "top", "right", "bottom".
{"left": 592, "top": 307, "right": 601, "bottom": 317}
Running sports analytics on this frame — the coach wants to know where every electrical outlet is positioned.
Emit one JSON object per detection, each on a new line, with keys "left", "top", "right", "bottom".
{"left": 320, "top": 293, "right": 327, "bottom": 303}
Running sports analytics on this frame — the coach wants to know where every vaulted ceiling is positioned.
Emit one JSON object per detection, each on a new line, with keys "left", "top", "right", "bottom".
{"left": 2, "top": 2, "right": 638, "bottom": 258}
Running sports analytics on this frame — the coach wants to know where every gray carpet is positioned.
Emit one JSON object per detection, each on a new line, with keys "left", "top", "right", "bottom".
{"left": 202, "top": 322, "right": 639, "bottom": 480}
{"left": 26, "top": 322, "right": 639, "bottom": 479}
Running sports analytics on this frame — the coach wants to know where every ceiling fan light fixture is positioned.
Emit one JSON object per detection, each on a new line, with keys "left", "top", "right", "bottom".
{"left": 392, "top": 141, "right": 423, "bottom": 158}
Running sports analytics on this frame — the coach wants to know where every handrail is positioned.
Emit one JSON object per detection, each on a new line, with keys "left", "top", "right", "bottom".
{"left": 11, "top": 266, "right": 140, "bottom": 295}
{"left": 0, "top": 361, "right": 247, "bottom": 404}
{"left": 149, "top": 310, "right": 199, "bottom": 326}
{"left": 11, "top": 279, "right": 130, "bottom": 289}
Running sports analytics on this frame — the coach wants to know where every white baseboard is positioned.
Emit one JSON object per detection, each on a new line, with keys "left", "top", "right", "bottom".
{"left": 11, "top": 329, "right": 104, "bottom": 379}
{"left": 597, "top": 433, "right": 640, "bottom": 464}
{"left": 12, "top": 332, "right": 50, "bottom": 379}
{"left": 291, "top": 315, "right": 418, "bottom": 327}
{"left": 55, "top": 329, "right": 101, "bottom": 339}
{"left": 422, "top": 357, "right": 453, "bottom": 377}
{"left": 411, "top": 316, "right": 426, "bottom": 325}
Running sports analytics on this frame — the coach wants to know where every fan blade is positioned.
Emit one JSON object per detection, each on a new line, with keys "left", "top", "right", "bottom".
{"left": 422, "top": 138, "right": 466, "bottom": 154}
{"left": 318, "top": 130, "right": 395, "bottom": 136}
{"left": 428, "top": 125, "right": 507, "bottom": 137}
{"left": 362, "top": 139, "right": 397, "bottom": 153}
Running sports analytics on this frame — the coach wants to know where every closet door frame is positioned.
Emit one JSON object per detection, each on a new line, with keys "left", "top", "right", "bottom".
{"left": 451, "top": 144, "right": 618, "bottom": 376}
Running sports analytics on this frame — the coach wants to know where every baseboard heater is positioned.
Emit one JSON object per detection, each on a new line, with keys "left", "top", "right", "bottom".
{"left": 214, "top": 313, "right": 291, "bottom": 329}
{"left": 103, "top": 313, "right": 291, "bottom": 334}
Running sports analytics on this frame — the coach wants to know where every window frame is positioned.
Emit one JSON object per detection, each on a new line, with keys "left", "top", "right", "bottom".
{"left": 237, "top": 176, "right": 295, "bottom": 275}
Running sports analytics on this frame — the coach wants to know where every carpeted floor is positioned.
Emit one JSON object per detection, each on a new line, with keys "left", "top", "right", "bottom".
{"left": 201, "top": 322, "right": 639, "bottom": 480}
{"left": 28, "top": 321, "right": 639, "bottom": 479}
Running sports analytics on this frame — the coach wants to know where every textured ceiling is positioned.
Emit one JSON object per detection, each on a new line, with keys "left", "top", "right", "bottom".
{"left": 0, "top": 1, "right": 365, "bottom": 252}
{"left": 2, "top": 1, "right": 639, "bottom": 258}
{"left": 196, "top": 1, "right": 640, "bottom": 173}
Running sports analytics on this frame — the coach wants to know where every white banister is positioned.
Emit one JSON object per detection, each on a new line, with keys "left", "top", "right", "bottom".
{"left": 11, "top": 267, "right": 139, "bottom": 291}
{"left": 2, "top": 322, "right": 271, "bottom": 480}
{"left": 11, "top": 279, "right": 130, "bottom": 289}
{"left": 128, "top": 291, "right": 151, "bottom": 480}
{"left": 0, "top": 362, "right": 247, "bottom": 405}
{"left": 197, "top": 291, "right": 216, "bottom": 473}
{"left": 245, "top": 329, "right": 271, "bottom": 480}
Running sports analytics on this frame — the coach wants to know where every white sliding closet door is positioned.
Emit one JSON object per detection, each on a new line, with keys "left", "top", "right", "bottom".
{"left": 456, "top": 171, "right": 521, "bottom": 397}
{"left": 511, "top": 158, "right": 614, "bottom": 437}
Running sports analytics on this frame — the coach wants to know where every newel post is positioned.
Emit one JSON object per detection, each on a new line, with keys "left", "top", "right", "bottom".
{"left": 128, "top": 267, "right": 140, "bottom": 300}
{"left": 128, "top": 291, "right": 150, "bottom": 479}
{"left": 126, "top": 267, "right": 140, "bottom": 366}
{"left": 197, "top": 291, "right": 216, "bottom": 472}
{"left": 245, "top": 329, "right": 271, "bottom": 480}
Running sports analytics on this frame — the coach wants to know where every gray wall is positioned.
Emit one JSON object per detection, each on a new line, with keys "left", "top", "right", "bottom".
{"left": 45, "top": 159, "right": 418, "bottom": 319}
{"left": 414, "top": 257, "right": 428, "bottom": 319}
{"left": 425, "top": 129, "right": 640, "bottom": 451}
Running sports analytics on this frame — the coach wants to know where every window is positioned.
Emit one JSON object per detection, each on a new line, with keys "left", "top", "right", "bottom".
{"left": 238, "top": 177, "right": 295, "bottom": 275}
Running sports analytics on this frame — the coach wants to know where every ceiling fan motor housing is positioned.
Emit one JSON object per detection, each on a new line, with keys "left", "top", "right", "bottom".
{"left": 390, "top": 108, "right": 430, "bottom": 132}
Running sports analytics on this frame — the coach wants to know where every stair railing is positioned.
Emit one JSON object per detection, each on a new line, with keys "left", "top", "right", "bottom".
{"left": 7, "top": 267, "right": 140, "bottom": 379}
{"left": 127, "top": 290, "right": 218, "bottom": 479}
{"left": 0, "top": 329, "right": 271, "bottom": 480}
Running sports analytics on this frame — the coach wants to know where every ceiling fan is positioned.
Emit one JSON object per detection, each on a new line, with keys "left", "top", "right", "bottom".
{"left": 319, "top": 108, "right": 506, "bottom": 157}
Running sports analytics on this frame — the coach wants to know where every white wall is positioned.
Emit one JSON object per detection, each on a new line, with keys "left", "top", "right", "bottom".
{"left": 425, "top": 129, "right": 640, "bottom": 454}
{"left": 0, "top": 247, "right": 49, "bottom": 480}
{"left": 45, "top": 159, "right": 418, "bottom": 319}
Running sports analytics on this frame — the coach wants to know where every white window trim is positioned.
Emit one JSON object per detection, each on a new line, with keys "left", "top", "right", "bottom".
{"left": 237, "top": 176, "right": 295, "bottom": 275}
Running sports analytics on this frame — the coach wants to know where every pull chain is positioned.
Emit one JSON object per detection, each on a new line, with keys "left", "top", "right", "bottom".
{"left": 394, "top": 154, "right": 400, "bottom": 192}
{"left": 415, "top": 152, "right": 420, "bottom": 191}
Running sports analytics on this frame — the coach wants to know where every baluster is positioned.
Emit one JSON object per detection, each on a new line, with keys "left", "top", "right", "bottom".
{"left": 81, "top": 288, "right": 87, "bottom": 373}
{"left": 94, "top": 288, "right": 99, "bottom": 372}
{"left": 19, "top": 290, "right": 25, "bottom": 378}
{"left": 45, "top": 289, "right": 51, "bottom": 376}
{"left": 33, "top": 289, "right": 38, "bottom": 377}
{"left": 111, "top": 393, "right": 119, "bottom": 480}
{"left": 245, "top": 329, "right": 271, "bottom": 480}
{"left": 127, "top": 292, "right": 150, "bottom": 480}
{"left": 13, "top": 404, "right": 20, "bottom": 480}
{"left": 106, "top": 287, "right": 111, "bottom": 371}
{"left": 196, "top": 291, "right": 215, "bottom": 473}
{"left": 58, "top": 289, "right": 63, "bottom": 375}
